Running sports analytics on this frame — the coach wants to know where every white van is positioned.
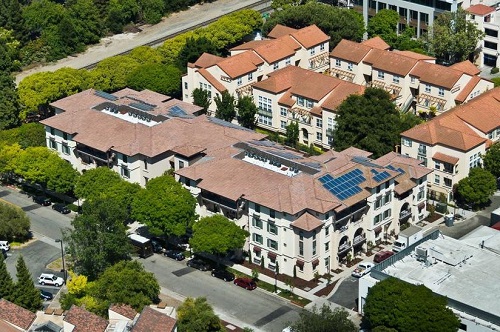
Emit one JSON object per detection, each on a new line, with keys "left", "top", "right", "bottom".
{"left": 0, "top": 241, "right": 10, "bottom": 251}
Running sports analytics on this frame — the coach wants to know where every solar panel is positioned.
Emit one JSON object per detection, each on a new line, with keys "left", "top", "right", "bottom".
{"left": 208, "top": 117, "right": 254, "bottom": 132}
{"left": 371, "top": 169, "right": 379, "bottom": 174}
{"left": 94, "top": 90, "right": 118, "bottom": 101}
{"left": 252, "top": 140, "right": 276, "bottom": 147}
{"left": 319, "top": 168, "right": 366, "bottom": 201}
{"left": 272, "top": 150, "right": 302, "bottom": 160}
{"left": 130, "top": 102, "right": 155, "bottom": 112}
{"left": 169, "top": 105, "right": 187, "bottom": 116}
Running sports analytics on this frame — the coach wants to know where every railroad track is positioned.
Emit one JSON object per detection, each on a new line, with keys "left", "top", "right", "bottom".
{"left": 82, "top": 0, "right": 271, "bottom": 70}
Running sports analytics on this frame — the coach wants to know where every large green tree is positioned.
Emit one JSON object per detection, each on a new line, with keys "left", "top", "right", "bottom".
{"left": 90, "top": 55, "right": 140, "bottom": 92}
{"left": 0, "top": 201, "right": 30, "bottom": 241}
{"left": 483, "top": 142, "right": 500, "bottom": 178}
{"left": 127, "top": 63, "right": 182, "bottom": 97}
{"left": 285, "top": 121, "right": 299, "bottom": 148}
{"left": 0, "top": 72, "right": 20, "bottom": 130}
{"left": 190, "top": 215, "right": 248, "bottom": 258}
{"left": 363, "top": 277, "right": 460, "bottom": 332}
{"left": 425, "top": 7, "right": 484, "bottom": 64}
{"left": 12, "top": 256, "right": 42, "bottom": 312}
{"left": 289, "top": 304, "right": 357, "bottom": 332}
{"left": 456, "top": 167, "right": 496, "bottom": 206}
{"left": 176, "top": 36, "right": 219, "bottom": 71}
{"left": 0, "top": 254, "right": 14, "bottom": 301}
{"left": 65, "top": 198, "right": 131, "bottom": 280}
{"left": 214, "top": 91, "right": 236, "bottom": 122}
{"left": 192, "top": 88, "right": 211, "bottom": 114}
{"left": 333, "top": 88, "right": 401, "bottom": 158}
{"left": 177, "top": 297, "right": 224, "bottom": 332}
{"left": 367, "top": 9, "right": 399, "bottom": 46}
{"left": 0, "top": 123, "right": 45, "bottom": 149}
{"left": 131, "top": 175, "right": 197, "bottom": 237}
{"left": 236, "top": 96, "right": 257, "bottom": 129}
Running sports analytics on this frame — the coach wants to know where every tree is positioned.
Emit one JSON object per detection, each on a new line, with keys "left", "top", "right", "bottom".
{"left": 483, "top": 142, "right": 500, "bottom": 178}
{"left": 65, "top": 198, "right": 131, "bottom": 280}
{"left": 127, "top": 63, "right": 182, "bottom": 97}
{"left": 214, "top": 91, "right": 236, "bottom": 122}
{"left": 177, "top": 297, "right": 224, "bottom": 332}
{"left": 190, "top": 215, "right": 248, "bottom": 259}
{"left": 176, "top": 36, "right": 219, "bottom": 71}
{"left": 399, "top": 111, "right": 423, "bottom": 133}
{"left": 363, "top": 277, "right": 460, "bottom": 332}
{"left": 333, "top": 88, "right": 401, "bottom": 159}
{"left": 139, "top": 0, "right": 165, "bottom": 24}
{"left": 285, "top": 121, "right": 299, "bottom": 148}
{"left": 367, "top": 9, "right": 399, "bottom": 46}
{"left": 129, "top": 46, "right": 163, "bottom": 65}
{"left": 425, "top": 8, "right": 484, "bottom": 64}
{"left": 271, "top": 0, "right": 313, "bottom": 10}
{"left": 0, "top": 254, "right": 14, "bottom": 301}
{"left": 12, "top": 256, "right": 42, "bottom": 312}
{"left": 288, "top": 304, "right": 357, "bottom": 332}
{"left": 131, "top": 175, "right": 197, "bottom": 237}
{"left": 456, "top": 168, "right": 496, "bottom": 206}
{"left": 236, "top": 96, "right": 257, "bottom": 129}
{"left": 192, "top": 88, "right": 211, "bottom": 114}
{"left": 0, "top": 72, "right": 20, "bottom": 130}
{"left": 0, "top": 201, "right": 30, "bottom": 241}
{"left": 90, "top": 55, "right": 140, "bottom": 92}
{"left": 394, "top": 27, "right": 426, "bottom": 53}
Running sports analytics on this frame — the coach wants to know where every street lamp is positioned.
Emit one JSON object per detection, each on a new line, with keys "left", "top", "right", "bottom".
{"left": 55, "top": 239, "right": 66, "bottom": 284}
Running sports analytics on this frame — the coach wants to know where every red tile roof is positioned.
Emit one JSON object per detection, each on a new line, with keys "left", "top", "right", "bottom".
{"left": 291, "top": 212, "right": 323, "bottom": 231}
{"left": 361, "top": 36, "right": 390, "bottom": 50}
{"left": 197, "top": 68, "right": 227, "bottom": 92}
{"left": 192, "top": 52, "right": 224, "bottom": 68}
{"left": 455, "top": 76, "right": 481, "bottom": 103}
{"left": 109, "top": 304, "right": 138, "bottom": 320}
{"left": 432, "top": 152, "right": 459, "bottom": 165}
{"left": 267, "top": 24, "right": 298, "bottom": 39}
{"left": 216, "top": 51, "right": 264, "bottom": 78}
{"left": 64, "top": 305, "right": 108, "bottom": 332}
{"left": 392, "top": 50, "right": 435, "bottom": 61}
{"left": 466, "top": 4, "right": 495, "bottom": 15}
{"left": 330, "top": 39, "right": 373, "bottom": 63}
{"left": 450, "top": 60, "right": 480, "bottom": 76}
{"left": 131, "top": 306, "right": 176, "bottom": 332}
{"left": 410, "top": 61, "right": 463, "bottom": 89}
{"left": 364, "top": 48, "right": 419, "bottom": 76}
{"left": 290, "top": 24, "right": 330, "bottom": 48}
{"left": 0, "top": 299, "right": 36, "bottom": 331}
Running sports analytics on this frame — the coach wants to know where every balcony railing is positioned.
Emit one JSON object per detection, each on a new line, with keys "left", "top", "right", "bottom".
{"left": 353, "top": 235, "right": 366, "bottom": 246}
{"left": 399, "top": 210, "right": 411, "bottom": 220}
{"left": 338, "top": 242, "right": 352, "bottom": 254}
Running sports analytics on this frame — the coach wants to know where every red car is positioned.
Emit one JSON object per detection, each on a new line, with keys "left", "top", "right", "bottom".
{"left": 373, "top": 250, "right": 394, "bottom": 263}
{"left": 233, "top": 277, "right": 257, "bottom": 290}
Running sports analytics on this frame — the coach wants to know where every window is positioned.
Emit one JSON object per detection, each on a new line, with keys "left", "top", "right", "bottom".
{"left": 184, "top": 82, "right": 188, "bottom": 90}
{"left": 285, "top": 57, "right": 291, "bottom": 66}
{"left": 374, "top": 214, "right": 382, "bottom": 224}
{"left": 411, "top": 76, "right": 416, "bottom": 83}
{"left": 267, "top": 239, "right": 278, "bottom": 250}
{"left": 320, "top": 43, "right": 325, "bottom": 51}
{"left": 248, "top": 73, "right": 253, "bottom": 81}
{"left": 258, "top": 114, "right": 272, "bottom": 126}
{"left": 327, "top": 117, "right": 335, "bottom": 130}
{"left": 316, "top": 132, "right": 322, "bottom": 141}
{"left": 255, "top": 204, "right": 260, "bottom": 213}
{"left": 325, "top": 225, "right": 329, "bottom": 236}
{"left": 253, "top": 233, "right": 263, "bottom": 244}
{"left": 383, "top": 209, "right": 391, "bottom": 220}
{"left": 393, "top": 75, "right": 400, "bottom": 84}
{"left": 270, "top": 209, "right": 275, "bottom": 219}
{"left": 143, "top": 159, "right": 148, "bottom": 170}
{"left": 280, "top": 107, "right": 287, "bottom": 117}
{"left": 50, "top": 128, "right": 55, "bottom": 136}
{"left": 444, "top": 178, "right": 452, "bottom": 187}
{"left": 306, "top": 99, "right": 313, "bottom": 108}
{"left": 347, "top": 62, "right": 353, "bottom": 71}
{"left": 62, "top": 144, "right": 70, "bottom": 155}
{"left": 484, "top": 41, "right": 498, "bottom": 50}
{"left": 49, "top": 139, "right": 57, "bottom": 150}
{"left": 325, "top": 242, "right": 329, "bottom": 251}
{"left": 273, "top": 62, "right": 279, "bottom": 70}
{"left": 258, "top": 96, "right": 272, "bottom": 113}
{"left": 438, "top": 88, "right": 444, "bottom": 97}
{"left": 252, "top": 217, "right": 262, "bottom": 229}
{"left": 178, "top": 160, "right": 184, "bottom": 169}
{"left": 299, "top": 240, "right": 304, "bottom": 256}
{"left": 312, "top": 239, "right": 317, "bottom": 256}
{"left": 335, "top": 59, "right": 341, "bottom": 67}
{"left": 121, "top": 167, "right": 130, "bottom": 179}
{"left": 237, "top": 77, "right": 242, "bottom": 86}
{"left": 63, "top": 132, "right": 68, "bottom": 140}
{"left": 425, "top": 84, "right": 431, "bottom": 93}
{"left": 434, "top": 174, "right": 440, "bottom": 184}
{"left": 469, "top": 153, "right": 481, "bottom": 168}
{"left": 417, "top": 190, "right": 425, "bottom": 201}
{"left": 123, "top": 155, "right": 128, "bottom": 163}
{"left": 434, "top": 161, "right": 441, "bottom": 170}
{"left": 267, "top": 222, "right": 278, "bottom": 235}
{"left": 377, "top": 71, "right": 384, "bottom": 80}
{"left": 418, "top": 144, "right": 427, "bottom": 156}
{"left": 375, "top": 197, "right": 382, "bottom": 209}
{"left": 281, "top": 120, "right": 287, "bottom": 129}
{"left": 383, "top": 192, "right": 391, "bottom": 204}
{"left": 310, "top": 48, "right": 315, "bottom": 56}
{"left": 316, "top": 118, "right": 322, "bottom": 128}
{"left": 297, "top": 96, "right": 304, "bottom": 106}
{"left": 485, "top": 28, "right": 498, "bottom": 38}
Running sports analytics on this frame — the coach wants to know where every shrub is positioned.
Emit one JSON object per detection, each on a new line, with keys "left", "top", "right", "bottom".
{"left": 491, "top": 67, "right": 499, "bottom": 74}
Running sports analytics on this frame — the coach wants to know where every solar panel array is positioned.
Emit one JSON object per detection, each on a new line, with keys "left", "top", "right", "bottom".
{"left": 319, "top": 169, "right": 365, "bottom": 200}
{"left": 387, "top": 165, "right": 405, "bottom": 174}
{"left": 272, "top": 150, "right": 302, "bottom": 160}
{"left": 94, "top": 90, "right": 118, "bottom": 101}
{"left": 169, "top": 105, "right": 187, "bottom": 117}
{"left": 208, "top": 117, "right": 254, "bottom": 132}
{"left": 371, "top": 169, "right": 391, "bottom": 182}
{"left": 130, "top": 102, "right": 155, "bottom": 112}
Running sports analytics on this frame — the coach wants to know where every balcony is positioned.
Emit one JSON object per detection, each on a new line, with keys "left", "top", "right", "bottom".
{"left": 353, "top": 235, "right": 366, "bottom": 246}
{"left": 338, "top": 242, "right": 352, "bottom": 255}
{"left": 76, "top": 144, "right": 110, "bottom": 163}
{"left": 399, "top": 210, "right": 412, "bottom": 222}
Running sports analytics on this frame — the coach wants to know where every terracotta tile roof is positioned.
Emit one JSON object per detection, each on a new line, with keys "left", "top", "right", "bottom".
{"left": 410, "top": 62, "right": 463, "bottom": 88}
{"left": 291, "top": 212, "right": 323, "bottom": 231}
{"left": 230, "top": 39, "right": 273, "bottom": 52}
{"left": 216, "top": 51, "right": 264, "bottom": 78}
{"left": 64, "top": 305, "right": 108, "bottom": 332}
{"left": 466, "top": 4, "right": 495, "bottom": 15}
{"left": 322, "top": 82, "right": 365, "bottom": 111}
{"left": 109, "top": 304, "right": 138, "bottom": 320}
{"left": 267, "top": 24, "right": 298, "bottom": 39}
{"left": 290, "top": 24, "right": 330, "bottom": 48}
{"left": 432, "top": 152, "right": 459, "bottom": 165}
{"left": 0, "top": 320, "right": 23, "bottom": 332}
{"left": 455, "top": 76, "right": 482, "bottom": 103}
{"left": 450, "top": 60, "right": 480, "bottom": 76}
{"left": 364, "top": 48, "right": 419, "bottom": 76}
{"left": 192, "top": 52, "right": 224, "bottom": 68}
{"left": 361, "top": 36, "right": 390, "bottom": 50}
{"left": 0, "top": 299, "right": 36, "bottom": 330}
{"left": 330, "top": 39, "right": 373, "bottom": 63}
{"left": 50, "top": 88, "right": 108, "bottom": 112}
{"left": 197, "top": 68, "right": 227, "bottom": 93}
{"left": 131, "top": 307, "right": 176, "bottom": 332}
{"left": 452, "top": 87, "right": 500, "bottom": 133}
{"left": 278, "top": 91, "right": 294, "bottom": 106}
{"left": 172, "top": 145, "right": 206, "bottom": 158}
{"left": 392, "top": 50, "right": 435, "bottom": 61}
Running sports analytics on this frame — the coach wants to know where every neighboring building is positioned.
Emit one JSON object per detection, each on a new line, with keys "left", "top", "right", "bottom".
{"left": 330, "top": 38, "right": 493, "bottom": 114}
{"left": 467, "top": 4, "right": 500, "bottom": 68}
{"left": 0, "top": 299, "right": 36, "bottom": 332}
{"left": 252, "top": 65, "right": 365, "bottom": 148}
{"left": 63, "top": 305, "right": 108, "bottom": 332}
{"left": 41, "top": 88, "right": 265, "bottom": 187}
{"left": 181, "top": 24, "right": 330, "bottom": 114}
{"left": 400, "top": 87, "right": 500, "bottom": 202}
{"left": 131, "top": 306, "right": 177, "bottom": 332}
{"left": 359, "top": 226, "right": 500, "bottom": 331}
{"left": 177, "top": 141, "right": 431, "bottom": 280}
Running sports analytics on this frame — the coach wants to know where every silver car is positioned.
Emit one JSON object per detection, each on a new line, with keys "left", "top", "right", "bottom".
{"left": 351, "top": 262, "right": 375, "bottom": 278}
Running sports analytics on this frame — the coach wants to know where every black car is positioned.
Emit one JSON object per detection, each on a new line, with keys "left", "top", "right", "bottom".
{"left": 40, "top": 290, "right": 54, "bottom": 301}
{"left": 187, "top": 258, "right": 210, "bottom": 271}
{"left": 151, "top": 240, "right": 163, "bottom": 253}
{"left": 164, "top": 250, "right": 185, "bottom": 261}
{"left": 211, "top": 269, "right": 235, "bottom": 282}
{"left": 52, "top": 203, "right": 70, "bottom": 214}
{"left": 33, "top": 196, "right": 51, "bottom": 206}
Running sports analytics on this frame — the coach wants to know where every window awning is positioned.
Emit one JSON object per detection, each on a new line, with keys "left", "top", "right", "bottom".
{"left": 374, "top": 226, "right": 382, "bottom": 234}
{"left": 253, "top": 246, "right": 261, "bottom": 253}
{"left": 418, "top": 202, "right": 426, "bottom": 209}
{"left": 295, "top": 259, "right": 304, "bottom": 267}
{"left": 312, "top": 258, "right": 320, "bottom": 266}
{"left": 268, "top": 252, "right": 277, "bottom": 259}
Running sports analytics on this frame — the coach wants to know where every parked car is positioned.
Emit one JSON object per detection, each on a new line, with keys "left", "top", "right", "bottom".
{"left": 211, "top": 269, "right": 235, "bottom": 282}
{"left": 151, "top": 240, "right": 163, "bottom": 253}
{"left": 38, "top": 273, "right": 64, "bottom": 287}
{"left": 40, "top": 290, "right": 54, "bottom": 301}
{"left": 52, "top": 203, "right": 70, "bottom": 214}
{"left": 351, "top": 262, "right": 375, "bottom": 278}
{"left": 187, "top": 258, "right": 210, "bottom": 271}
{"left": 233, "top": 277, "right": 257, "bottom": 290}
{"left": 164, "top": 249, "right": 185, "bottom": 261}
{"left": 373, "top": 250, "right": 394, "bottom": 263}
{"left": 0, "top": 241, "right": 10, "bottom": 252}
{"left": 33, "top": 196, "right": 51, "bottom": 206}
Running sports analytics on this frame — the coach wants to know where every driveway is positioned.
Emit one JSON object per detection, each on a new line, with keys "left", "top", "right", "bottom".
{"left": 328, "top": 276, "right": 359, "bottom": 311}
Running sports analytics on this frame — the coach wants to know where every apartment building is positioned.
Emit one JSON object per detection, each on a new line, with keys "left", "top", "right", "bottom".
{"left": 181, "top": 24, "right": 330, "bottom": 114}
{"left": 330, "top": 38, "right": 493, "bottom": 113}
{"left": 467, "top": 4, "right": 500, "bottom": 68}
{"left": 177, "top": 142, "right": 431, "bottom": 280}
{"left": 251, "top": 65, "right": 365, "bottom": 149}
{"left": 41, "top": 88, "right": 265, "bottom": 187}
{"left": 400, "top": 87, "right": 500, "bottom": 202}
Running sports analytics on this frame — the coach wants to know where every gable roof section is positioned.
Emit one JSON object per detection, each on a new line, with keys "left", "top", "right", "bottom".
{"left": 289, "top": 24, "right": 330, "bottom": 48}
{"left": 392, "top": 50, "right": 435, "bottom": 61}
{"left": 267, "top": 24, "right": 298, "bottom": 39}
{"left": 364, "top": 48, "right": 419, "bottom": 76}
{"left": 0, "top": 299, "right": 36, "bottom": 331}
{"left": 216, "top": 51, "right": 264, "bottom": 78}
{"left": 361, "top": 36, "right": 390, "bottom": 50}
{"left": 330, "top": 39, "right": 373, "bottom": 63}
{"left": 432, "top": 152, "right": 459, "bottom": 165}
{"left": 109, "top": 304, "right": 137, "bottom": 320}
{"left": 197, "top": 68, "right": 227, "bottom": 93}
{"left": 410, "top": 62, "right": 463, "bottom": 88}
{"left": 455, "top": 76, "right": 482, "bottom": 103}
{"left": 64, "top": 305, "right": 108, "bottom": 332}
{"left": 131, "top": 306, "right": 176, "bottom": 332}
{"left": 452, "top": 88, "right": 500, "bottom": 133}
{"left": 321, "top": 81, "right": 365, "bottom": 111}
{"left": 466, "top": 4, "right": 495, "bottom": 16}
{"left": 191, "top": 52, "right": 224, "bottom": 68}
{"left": 450, "top": 60, "right": 480, "bottom": 76}
{"left": 291, "top": 212, "right": 323, "bottom": 231}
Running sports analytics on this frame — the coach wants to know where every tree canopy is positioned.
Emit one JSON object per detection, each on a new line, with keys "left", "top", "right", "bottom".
{"left": 289, "top": 304, "right": 357, "bottom": 332}
{"left": 333, "top": 88, "right": 402, "bottom": 158}
{"left": 192, "top": 88, "right": 211, "bottom": 114}
{"left": 127, "top": 63, "right": 182, "bottom": 97}
{"left": 367, "top": 9, "right": 399, "bottom": 46}
{"left": 236, "top": 96, "right": 257, "bottom": 129}
{"left": 0, "top": 254, "right": 14, "bottom": 301}
{"left": 285, "top": 121, "right": 299, "bottom": 148}
{"left": 176, "top": 36, "right": 219, "bottom": 72}
{"left": 363, "top": 277, "right": 460, "bottom": 332}
{"left": 12, "top": 256, "right": 42, "bottom": 312}
{"left": 0, "top": 72, "right": 20, "bottom": 130}
{"left": 177, "top": 297, "right": 224, "bottom": 332}
{"left": 483, "top": 142, "right": 500, "bottom": 178}
{"left": 131, "top": 175, "right": 197, "bottom": 237}
{"left": 0, "top": 201, "right": 30, "bottom": 241}
{"left": 214, "top": 91, "right": 236, "bottom": 122}
{"left": 456, "top": 167, "right": 497, "bottom": 206}
{"left": 425, "top": 8, "right": 484, "bottom": 64}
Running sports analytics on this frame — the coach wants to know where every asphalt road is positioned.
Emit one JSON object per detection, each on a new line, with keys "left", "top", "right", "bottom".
{"left": 329, "top": 276, "right": 359, "bottom": 311}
